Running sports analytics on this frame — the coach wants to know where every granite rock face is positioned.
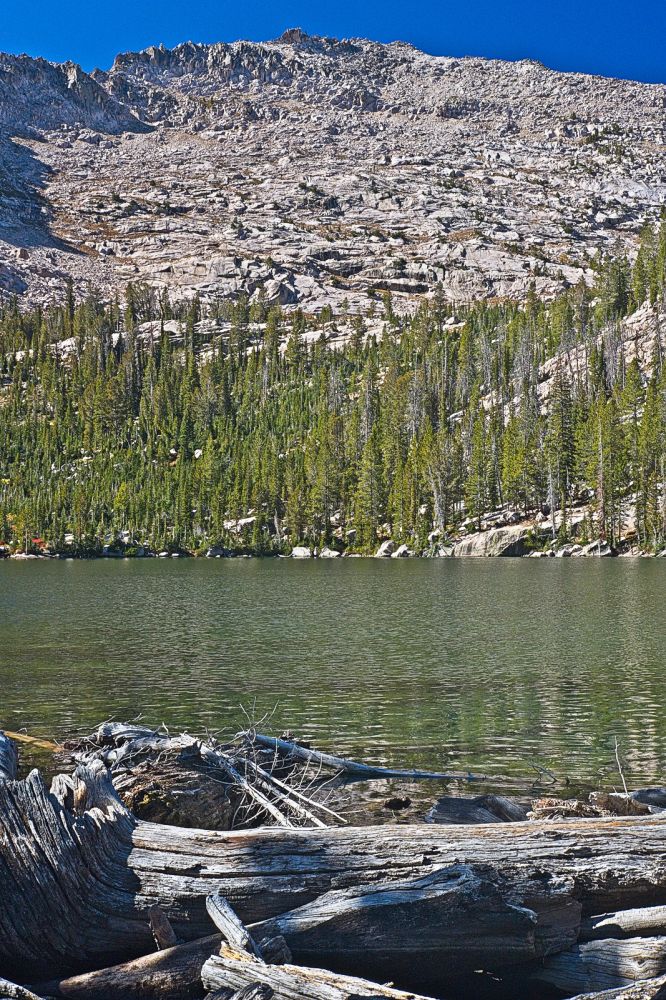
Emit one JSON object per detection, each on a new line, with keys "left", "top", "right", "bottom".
{"left": 453, "top": 525, "right": 535, "bottom": 557}
{"left": 0, "top": 31, "right": 665, "bottom": 309}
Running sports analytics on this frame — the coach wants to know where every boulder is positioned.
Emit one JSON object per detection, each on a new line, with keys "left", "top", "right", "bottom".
{"left": 291, "top": 545, "right": 312, "bottom": 559}
{"left": 319, "top": 546, "right": 341, "bottom": 558}
{"left": 206, "top": 546, "right": 232, "bottom": 558}
{"left": 375, "top": 539, "right": 396, "bottom": 558}
{"left": 391, "top": 543, "right": 414, "bottom": 558}
{"left": 581, "top": 539, "right": 614, "bottom": 557}
{"left": 555, "top": 544, "right": 584, "bottom": 557}
{"left": 453, "top": 525, "right": 533, "bottom": 558}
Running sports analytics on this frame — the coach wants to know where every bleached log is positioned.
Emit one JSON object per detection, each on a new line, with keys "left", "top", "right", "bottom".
{"left": 253, "top": 863, "right": 574, "bottom": 976}
{"left": 206, "top": 893, "right": 264, "bottom": 958}
{"left": 569, "top": 975, "right": 666, "bottom": 999}
{"left": 3, "top": 756, "right": 666, "bottom": 977}
{"left": 0, "top": 980, "right": 43, "bottom": 1000}
{"left": 208, "top": 988, "right": 274, "bottom": 1000}
{"left": 581, "top": 905, "right": 666, "bottom": 941}
{"left": 201, "top": 944, "right": 439, "bottom": 1000}
{"left": 247, "top": 732, "right": 495, "bottom": 782}
{"left": 534, "top": 936, "right": 666, "bottom": 994}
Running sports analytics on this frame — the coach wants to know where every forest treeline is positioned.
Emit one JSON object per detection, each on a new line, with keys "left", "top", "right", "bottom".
{"left": 1, "top": 219, "right": 665, "bottom": 555}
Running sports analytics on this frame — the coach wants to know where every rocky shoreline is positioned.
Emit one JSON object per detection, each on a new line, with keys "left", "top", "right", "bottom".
{"left": 4, "top": 526, "right": 666, "bottom": 561}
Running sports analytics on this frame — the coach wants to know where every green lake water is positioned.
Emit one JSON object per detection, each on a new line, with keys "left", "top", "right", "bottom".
{"left": 1, "top": 558, "right": 665, "bottom": 792}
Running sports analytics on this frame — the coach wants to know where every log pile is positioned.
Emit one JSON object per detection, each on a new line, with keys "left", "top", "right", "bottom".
{"left": 2, "top": 727, "right": 666, "bottom": 1000}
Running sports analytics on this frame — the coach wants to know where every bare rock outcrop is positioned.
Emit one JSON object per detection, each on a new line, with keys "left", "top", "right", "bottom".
{"left": 0, "top": 32, "right": 664, "bottom": 310}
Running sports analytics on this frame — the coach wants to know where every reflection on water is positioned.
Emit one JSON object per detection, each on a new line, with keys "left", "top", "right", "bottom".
{"left": 1, "top": 558, "right": 665, "bottom": 791}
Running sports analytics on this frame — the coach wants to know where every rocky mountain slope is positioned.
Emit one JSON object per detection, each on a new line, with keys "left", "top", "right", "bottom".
{"left": 0, "top": 30, "right": 665, "bottom": 309}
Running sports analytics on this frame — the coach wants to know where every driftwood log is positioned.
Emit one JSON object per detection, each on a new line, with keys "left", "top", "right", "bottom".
{"left": 0, "top": 981, "right": 44, "bottom": 1000}
{"left": 581, "top": 906, "right": 666, "bottom": 942}
{"left": 64, "top": 724, "right": 344, "bottom": 830}
{"left": 201, "top": 944, "right": 439, "bottom": 1000}
{"left": 251, "top": 863, "right": 577, "bottom": 979}
{"left": 33, "top": 935, "right": 222, "bottom": 1000}
{"left": 247, "top": 732, "right": 498, "bottom": 783}
{"left": 3, "top": 749, "right": 666, "bottom": 983}
{"left": 569, "top": 976, "right": 666, "bottom": 999}
{"left": 425, "top": 793, "right": 528, "bottom": 824}
{"left": 4, "top": 729, "right": 666, "bottom": 999}
{"left": 534, "top": 937, "right": 666, "bottom": 994}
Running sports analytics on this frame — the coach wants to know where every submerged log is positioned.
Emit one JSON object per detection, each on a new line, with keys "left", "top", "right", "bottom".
{"left": 3, "top": 749, "right": 666, "bottom": 979}
{"left": 425, "top": 793, "right": 528, "bottom": 824}
{"left": 247, "top": 732, "right": 497, "bottom": 783}
{"left": 201, "top": 944, "right": 439, "bottom": 1000}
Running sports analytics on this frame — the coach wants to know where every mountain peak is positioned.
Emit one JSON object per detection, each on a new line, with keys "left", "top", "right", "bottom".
{"left": 277, "top": 27, "right": 312, "bottom": 45}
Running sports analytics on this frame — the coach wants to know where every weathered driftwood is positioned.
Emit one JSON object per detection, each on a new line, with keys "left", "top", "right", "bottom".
{"left": 570, "top": 975, "right": 666, "bottom": 999}
{"left": 425, "top": 793, "right": 528, "bottom": 824}
{"left": 530, "top": 791, "right": 664, "bottom": 822}
{"left": 3, "top": 746, "right": 666, "bottom": 979}
{"left": 0, "top": 980, "right": 43, "bottom": 1000}
{"left": 66, "top": 724, "right": 340, "bottom": 830}
{"left": 0, "top": 734, "right": 18, "bottom": 781}
{"left": 252, "top": 863, "right": 578, "bottom": 977}
{"left": 247, "top": 732, "right": 496, "bottom": 783}
{"left": 581, "top": 906, "right": 666, "bottom": 942}
{"left": 33, "top": 935, "right": 222, "bottom": 1000}
{"left": 534, "top": 936, "right": 666, "bottom": 994}
{"left": 206, "top": 894, "right": 264, "bottom": 959}
{"left": 201, "top": 944, "right": 439, "bottom": 1000}
{"left": 148, "top": 906, "right": 179, "bottom": 950}
{"left": 206, "top": 987, "right": 274, "bottom": 1000}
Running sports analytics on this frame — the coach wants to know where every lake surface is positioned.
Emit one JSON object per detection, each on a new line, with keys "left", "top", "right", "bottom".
{"left": 1, "top": 558, "right": 665, "bottom": 793}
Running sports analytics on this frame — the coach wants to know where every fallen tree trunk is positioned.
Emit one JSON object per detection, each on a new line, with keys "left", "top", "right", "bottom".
{"left": 534, "top": 936, "right": 666, "bottom": 994}
{"left": 252, "top": 863, "right": 579, "bottom": 977}
{"left": 33, "top": 936, "right": 221, "bottom": 1000}
{"left": 581, "top": 906, "right": 666, "bottom": 942}
{"left": 247, "top": 732, "right": 497, "bottom": 783}
{"left": 0, "top": 981, "right": 43, "bottom": 1000}
{"left": 570, "top": 976, "right": 666, "bottom": 999}
{"left": 3, "top": 748, "right": 666, "bottom": 979}
{"left": 201, "top": 944, "right": 439, "bottom": 1000}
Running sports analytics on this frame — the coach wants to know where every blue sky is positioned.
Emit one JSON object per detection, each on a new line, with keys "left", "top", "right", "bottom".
{"left": 1, "top": 0, "right": 665, "bottom": 83}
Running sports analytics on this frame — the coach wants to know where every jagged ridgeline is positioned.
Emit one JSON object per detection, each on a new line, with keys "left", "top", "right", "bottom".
{"left": 1, "top": 219, "right": 665, "bottom": 557}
